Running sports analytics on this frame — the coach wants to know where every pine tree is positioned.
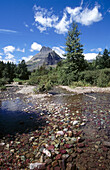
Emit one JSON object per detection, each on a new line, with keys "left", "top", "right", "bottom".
{"left": 95, "top": 49, "right": 110, "bottom": 69}
{"left": 65, "top": 22, "right": 86, "bottom": 72}
{"left": 17, "top": 60, "right": 29, "bottom": 80}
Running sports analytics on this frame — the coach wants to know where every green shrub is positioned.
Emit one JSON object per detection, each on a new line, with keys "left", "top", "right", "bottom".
{"left": 33, "top": 88, "right": 38, "bottom": 94}
{"left": 0, "top": 85, "right": 6, "bottom": 90}
{"left": 45, "top": 80, "right": 53, "bottom": 91}
{"left": 13, "top": 78, "right": 21, "bottom": 82}
{"left": 38, "top": 84, "right": 46, "bottom": 92}
{"left": 13, "top": 78, "right": 27, "bottom": 84}
{"left": 79, "top": 68, "right": 110, "bottom": 87}
{"left": 107, "top": 82, "right": 110, "bottom": 87}
{"left": 97, "top": 71, "right": 109, "bottom": 87}
{"left": 79, "top": 70, "right": 98, "bottom": 85}
{"left": 70, "top": 81, "right": 91, "bottom": 88}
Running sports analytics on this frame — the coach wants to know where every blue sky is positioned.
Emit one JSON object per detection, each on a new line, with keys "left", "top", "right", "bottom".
{"left": 0, "top": 0, "right": 110, "bottom": 63}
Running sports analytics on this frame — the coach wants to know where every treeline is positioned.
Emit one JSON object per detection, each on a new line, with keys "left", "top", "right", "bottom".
{"left": 0, "top": 60, "right": 30, "bottom": 89}
{"left": 28, "top": 22, "right": 110, "bottom": 91}
{"left": 1, "top": 22, "right": 110, "bottom": 91}
{"left": 87, "top": 49, "right": 110, "bottom": 70}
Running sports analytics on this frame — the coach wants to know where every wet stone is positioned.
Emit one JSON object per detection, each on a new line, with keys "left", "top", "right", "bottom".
{"left": 67, "top": 156, "right": 73, "bottom": 162}
{"left": 77, "top": 143, "right": 85, "bottom": 148}
{"left": 71, "top": 152, "right": 77, "bottom": 159}
{"left": 45, "top": 158, "right": 52, "bottom": 164}
{"left": 54, "top": 166, "right": 61, "bottom": 170}
{"left": 1, "top": 87, "right": 110, "bottom": 169}
{"left": 103, "top": 141, "right": 110, "bottom": 147}
{"left": 52, "top": 160, "right": 58, "bottom": 167}
{"left": 62, "top": 154, "right": 69, "bottom": 160}
{"left": 56, "top": 154, "right": 62, "bottom": 160}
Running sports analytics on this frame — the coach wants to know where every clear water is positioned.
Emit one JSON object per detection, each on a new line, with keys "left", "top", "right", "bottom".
{"left": 0, "top": 87, "right": 110, "bottom": 140}
{"left": 0, "top": 97, "right": 46, "bottom": 138}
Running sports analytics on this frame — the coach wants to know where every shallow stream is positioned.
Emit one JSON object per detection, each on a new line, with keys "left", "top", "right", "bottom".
{"left": 0, "top": 86, "right": 110, "bottom": 169}
{"left": 0, "top": 86, "right": 110, "bottom": 140}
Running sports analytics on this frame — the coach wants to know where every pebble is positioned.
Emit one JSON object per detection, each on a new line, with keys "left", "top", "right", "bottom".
{"left": 103, "top": 141, "right": 110, "bottom": 147}
{"left": 0, "top": 86, "right": 110, "bottom": 169}
{"left": 43, "top": 148, "right": 51, "bottom": 157}
{"left": 56, "top": 131, "right": 64, "bottom": 136}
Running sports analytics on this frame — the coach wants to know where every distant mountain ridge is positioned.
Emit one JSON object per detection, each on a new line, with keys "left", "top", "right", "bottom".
{"left": 26, "top": 46, "right": 62, "bottom": 71}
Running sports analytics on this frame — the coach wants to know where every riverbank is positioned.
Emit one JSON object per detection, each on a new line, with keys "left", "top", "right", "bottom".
{"left": 59, "top": 85, "right": 110, "bottom": 94}
{"left": 5, "top": 83, "right": 110, "bottom": 96}
{"left": 0, "top": 85, "right": 110, "bottom": 169}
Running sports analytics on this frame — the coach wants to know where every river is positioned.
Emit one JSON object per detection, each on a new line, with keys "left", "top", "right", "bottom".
{"left": 0, "top": 86, "right": 110, "bottom": 169}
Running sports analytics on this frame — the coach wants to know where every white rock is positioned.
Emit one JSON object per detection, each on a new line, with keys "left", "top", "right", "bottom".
{"left": 80, "top": 122, "right": 86, "bottom": 126}
{"left": 29, "top": 162, "right": 45, "bottom": 169}
{"left": 71, "top": 137, "right": 77, "bottom": 142}
{"left": 63, "top": 128, "right": 68, "bottom": 132}
{"left": 72, "top": 120, "right": 79, "bottom": 126}
{"left": 29, "top": 137, "right": 34, "bottom": 142}
{"left": 0, "top": 143, "right": 5, "bottom": 146}
{"left": 56, "top": 131, "right": 64, "bottom": 136}
{"left": 6, "top": 144, "right": 9, "bottom": 149}
{"left": 43, "top": 148, "right": 51, "bottom": 157}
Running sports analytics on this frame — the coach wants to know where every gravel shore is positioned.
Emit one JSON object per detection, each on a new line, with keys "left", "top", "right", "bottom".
{"left": 59, "top": 85, "right": 110, "bottom": 94}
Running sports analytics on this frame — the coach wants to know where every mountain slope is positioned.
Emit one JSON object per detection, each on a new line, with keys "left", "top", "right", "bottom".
{"left": 26, "top": 46, "right": 62, "bottom": 71}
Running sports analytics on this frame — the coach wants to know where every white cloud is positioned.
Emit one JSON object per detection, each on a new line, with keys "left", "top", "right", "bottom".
{"left": 22, "top": 55, "right": 33, "bottom": 62}
{"left": 16, "top": 48, "right": 25, "bottom": 53}
{"left": 37, "top": 26, "right": 46, "bottom": 33}
{"left": 34, "top": 5, "right": 59, "bottom": 32}
{"left": 80, "top": 0, "right": 83, "bottom": 6}
{"left": 91, "top": 48, "right": 103, "bottom": 52}
{"left": 55, "top": 12, "right": 70, "bottom": 34}
{"left": 2, "top": 52, "right": 16, "bottom": 63}
{"left": 66, "top": 6, "right": 82, "bottom": 23}
{"left": 84, "top": 53, "right": 98, "bottom": 60}
{"left": 0, "top": 52, "right": 3, "bottom": 55}
{"left": 0, "top": 29, "right": 18, "bottom": 34}
{"left": 73, "top": 6, "right": 103, "bottom": 25}
{"left": 3, "top": 58, "right": 16, "bottom": 63}
{"left": 30, "top": 42, "right": 42, "bottom": 52}
{"left": 30, "top": 29, "right": 34, "bottom": 32}
{"left": 33, "top": 4, "right": 103, "bottom": 34}
{"left": 5, "top": 53, "right": 15, "bottom": 60}
{"left": 52, "top": 46, "right": 65, "bottom": 58}
{"left": 24, "top": 23, "right": 29, "bottom": 28}
{"left": 3, "top": 45, "right": 15, "bottom": 54}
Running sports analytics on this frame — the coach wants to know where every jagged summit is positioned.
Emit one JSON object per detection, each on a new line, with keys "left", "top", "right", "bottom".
{"left": 40, "top": 46, "right": 52, "bottom": 53}
{"left": 26, "top": 46, "right": 62, "bottom": 71}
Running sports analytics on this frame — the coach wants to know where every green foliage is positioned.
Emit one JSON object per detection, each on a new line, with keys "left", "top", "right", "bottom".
{"left": 28, "top": 64, "right": 50, "bottom": 85}
{"left": 79, "top": 70, "right": 98, "bottom": 85}
{"left": 70, "top": 81, "right": 91, "bottom": 88}
{"left": 16, "top": 60, "right": 30, "bottom": 80}
{"left": 37, "top": 78, "right": 53, "bottom": 92}
{"left": 0, "top": 78, "right": 10, "bottom": 86}
{"left": 0, "top": 61, "right": 17, "bottom": 82}
{"left": 65, "top": 22, "right": 87, "bottom": 72}
{"left": 97, "top": 69, "right": 110, "bottom": 87}
{"left": 33, "top": 88, "right": 38, "bottom": 94}
{"left": 88, "top": 49, "right": 110, "bottom": 70}
{"left": 0, "top": 60, "right": 30, "bottom": 87}
{"left": 79, "top": 68, "right": 110, "bottom": 87}
{"left": 0, "top": 85, "right": 6, "bottom": 91}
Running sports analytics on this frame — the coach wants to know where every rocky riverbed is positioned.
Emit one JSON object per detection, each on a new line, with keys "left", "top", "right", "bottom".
{"left": 0, "top": 85, "right": 110, "bottom": 169}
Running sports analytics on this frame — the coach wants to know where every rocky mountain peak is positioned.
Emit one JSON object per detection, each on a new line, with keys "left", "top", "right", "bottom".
{"left": 40, "top": 46, "right": 52, "bottom": 53}
{"left": 27, "top": 46, "right": 62, "bottom": 71}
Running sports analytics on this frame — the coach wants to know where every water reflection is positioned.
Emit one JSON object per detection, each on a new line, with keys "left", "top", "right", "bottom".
{"left": 0, "top": 98, "right": 46, "bottom": 138}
